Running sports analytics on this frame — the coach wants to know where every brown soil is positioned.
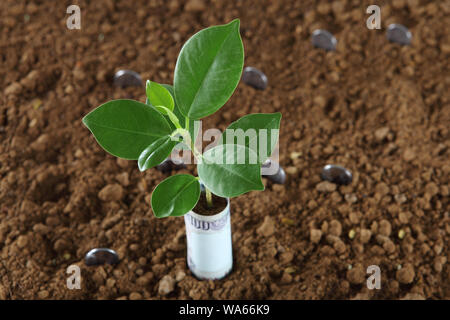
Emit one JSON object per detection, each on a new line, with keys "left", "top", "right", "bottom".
{"left": 193, "top": 192, "right": 228, "bottom": 216}
{"left": 0, "top": 0, "right": 449, "bottom": 300}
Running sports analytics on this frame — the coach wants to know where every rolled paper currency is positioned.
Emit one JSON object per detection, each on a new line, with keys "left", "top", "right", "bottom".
{"left": 184, "top": 199, "right": 232, "bottom": 280}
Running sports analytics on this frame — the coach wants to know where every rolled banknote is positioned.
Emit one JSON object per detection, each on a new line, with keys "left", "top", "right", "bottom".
{"left": 184, "top": 199, "right": 233, "bottom": 280}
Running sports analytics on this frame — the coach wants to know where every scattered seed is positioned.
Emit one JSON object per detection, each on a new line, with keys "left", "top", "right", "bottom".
{"left": 348, "top": 229, "right": 356, "bottom": 239}
{"left": 386, "top": 24, "right": 412, "bottom": 46}
{"left": 32, "top": 98, "right": 42, "bottom": 110}
{"left": 98, "top": 33, "right": 105, "bottom": 42}
{"left": 311, "top": 29, "right": 337, "bottom": 51}
{"left": 262, "top": 159, "right": 286, "bottom": 184}
{"left": 396, "top": 264, "right": 402, "bottom": 270}
{"left": 290, "top": 151, "right": 302, "bottom": 160}
{"left": 281, "top": 217, "right": 295, "bottom": 226}
{"left": 63, "top": 253, "right": 71, "bottom": 260}
{"left": 398, "top": 229, "right": 406, "bottom": 239}
{"left": 285, "top": 267, "right": 296, "bottom": 274}
{"left": 113, "top": 70, "right": 143, "bottom": 88}
{"left": 320, "top": 164, "right": 352, "bottom": 185}
{"left": 347, "top": 264, "right": 352, "bottom": 270}
{"left": 85, "top": 248, "right": 119, "bottom": 266}
{"left": 241, "top": 67, "right": 268, "bottom": 90}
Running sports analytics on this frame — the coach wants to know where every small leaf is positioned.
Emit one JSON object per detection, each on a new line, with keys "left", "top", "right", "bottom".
{"left": 151, "top": 174, "right": 200, "bottom": 218}
{"left": 138, "top": 136, "right": 178, "bottom": 171}
{"left": 146, "top": 81, "right": 174, "bottom": 111}
{"left": 154, "top": 105, "right": 170, "bottom": 115}
{"left": 174, "top": 19, "right": 244, "bottom": 120}
{"left": 219, "top": 113, "right": 281, "bottom": 163}
{"left": 82, "top": 99, "right": 172, "bottom": 160}
{"left": 198, "top": 144, "right": 264, "bottom": 198}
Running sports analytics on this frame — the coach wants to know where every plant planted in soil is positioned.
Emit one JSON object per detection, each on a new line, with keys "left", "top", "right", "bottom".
{"left": 82, "top": 19, "right": 281, "bottom": 280}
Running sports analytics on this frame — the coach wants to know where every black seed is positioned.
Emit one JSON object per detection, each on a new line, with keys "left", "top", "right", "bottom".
{"left": 242, "top": 67, "right": 268, "bottom": 90}
{"left": 320, "top": 164, "right": 352, "bottom": 185}
{"left": 156, "top": 158, "right": 173, "bottom": 173}
{"left": 262, "top": 159, "right": 286, "bottom": 185}
{"left": 113, "top": 70, "right": 143, "bottom": 88}
{"left": 85, "top": 248, "right": 119, "bottom": 266}
{"left": 386, "top": 24, "right": 412, "bottom": 46}
{"left": 156, "top": 158, "right": 186, "bottom": 173}
{"left": 311, "top": 29, "right": 337, "bottom": 51}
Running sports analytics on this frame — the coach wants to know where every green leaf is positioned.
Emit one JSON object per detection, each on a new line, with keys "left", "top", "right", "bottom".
{"left": 174, "top": 19, "right": 244, "bottom": 120}
{"left": 151, "top": 174, "right": 201, "bottom": 218}
{"left": 198, "top": 144, "right": 264, "bottom": 198}
{"left": 82, "top": 99, "right": 172, "bottom": 160}
{"left": 138, "top": 136, "right": 178, "bottom": 171}
{"left": 146, "top": 81, "right": 174, "bottom": 112}
{"left": 219, "top": 113, "right": 281, "bottom": 163}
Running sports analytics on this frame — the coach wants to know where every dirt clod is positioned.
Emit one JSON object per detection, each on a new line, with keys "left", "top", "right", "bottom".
{"left": 257, "top": 216, "right": 275, "bottom": 237}
{"left": 396, "top": 264, "right": 415, "bottom": 284}
{"left": 98, "top": 184, "right": 124, "bottom": 202}
{"left": 310, "top": 229, "right": 322, "bottom": 244}
{"left": 129, "top": 292, "right": 142, "bottom": 300}
{"left": 185, "top": 0, "right": 205, "bottom": 12}
{"left": 1, "top": 0, "right": 448, "bottom": 301}
{"left": 316, "top": 181, "right": 336, "bottom": 193}
{"left": 346, "top": 264, "right": 365, "bottom": 284}
{"left": 158, "top": 275, "right": 175, "bottom": 296}
{"left": 329, "top": 220, "right": 342, "bottom": 237}
{"left": 378, "top": 220, "right": 392, "bottom": 237}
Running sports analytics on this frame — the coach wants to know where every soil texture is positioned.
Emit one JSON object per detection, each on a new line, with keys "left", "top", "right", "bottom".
{"left": 0, "top": 0, "right": 449, "bottom": 299}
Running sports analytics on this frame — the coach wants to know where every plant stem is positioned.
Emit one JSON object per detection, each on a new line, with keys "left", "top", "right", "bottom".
{"left": 186, "top": 116, "right": 211, "bottom": 208}
{"left": 205, "top": 186, "right": 213, "bottom": 208}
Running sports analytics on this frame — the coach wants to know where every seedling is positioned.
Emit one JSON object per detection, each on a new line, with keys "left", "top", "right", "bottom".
{"left": 82, "top": 20, "right": 281, "bottom": 218}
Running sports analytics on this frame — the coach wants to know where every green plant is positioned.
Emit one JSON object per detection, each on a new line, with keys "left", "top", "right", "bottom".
{"left": 83, "top": 19, "right": 281, "bottom": 218}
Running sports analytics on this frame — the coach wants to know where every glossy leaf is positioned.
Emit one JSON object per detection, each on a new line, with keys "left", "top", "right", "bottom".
{"left": 146, "top": 81, "right": 174, "bottom": 112}
{"left": 198, "top": 144, "right": 264, "bottom": 198}
{"left": 219, "top": 113, "right": 281, "bottom": 163}
{"left": 138, "top": 136, "right": 178, "bottom": 171}
{"left": 82, "top": 99, "right": 172, "bottom": 160}
{"left": 151, "top": 174, "right": 200, "bottom": 218}
{"left": 174, "top": 19, "right": 244, "bottom": 120}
